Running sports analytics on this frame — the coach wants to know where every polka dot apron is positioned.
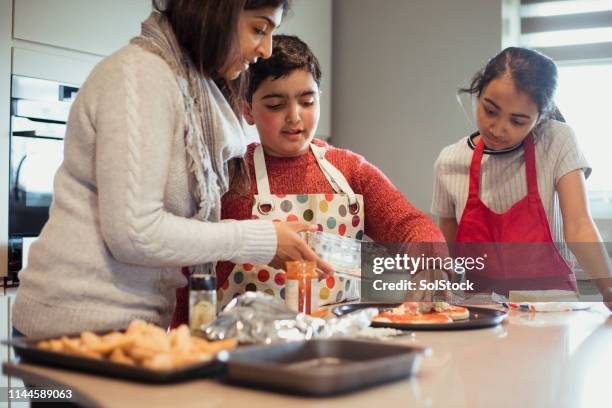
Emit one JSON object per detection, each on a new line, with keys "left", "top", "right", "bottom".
{"left": 218, "top": 143, "right": 365, "bottom": 308}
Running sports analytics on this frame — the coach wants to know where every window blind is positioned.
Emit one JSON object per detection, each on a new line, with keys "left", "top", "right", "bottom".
{"left": 520, "top": 0, "right": 612, "bottom": 60}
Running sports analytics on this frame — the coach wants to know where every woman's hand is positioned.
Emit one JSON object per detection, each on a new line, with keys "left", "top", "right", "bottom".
{"left": 269, "top": 222, "right": 334, "bottom": 275}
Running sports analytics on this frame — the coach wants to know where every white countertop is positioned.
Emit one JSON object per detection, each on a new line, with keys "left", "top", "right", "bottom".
{"left": 3, "top": 305, "right": 611, "bottom": 408}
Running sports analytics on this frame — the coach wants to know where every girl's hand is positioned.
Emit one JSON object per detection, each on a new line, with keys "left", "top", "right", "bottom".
{"left": 269, "top": 222, "right": 334, "bottom": 275}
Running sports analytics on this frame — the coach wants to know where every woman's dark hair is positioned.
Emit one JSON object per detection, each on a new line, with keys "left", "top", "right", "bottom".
{"left": 460, "top": 47, "right": 564, "bottom": 123}
{"left": 152, "top": 0, "right": 291, "bottom": 115}
{"left": 247, "top": 34, "right": 322, "bottom": 103}
{"left": 152, "top": 0, "right": 291, "bottom": 194}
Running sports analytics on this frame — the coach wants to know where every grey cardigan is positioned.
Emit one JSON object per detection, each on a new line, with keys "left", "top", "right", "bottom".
{"left": 12, "top": 44, "right": 276, "bottom": 338}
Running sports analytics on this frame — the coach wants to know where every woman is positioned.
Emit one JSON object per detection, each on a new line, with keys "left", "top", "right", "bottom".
{"left": 12, "top": 0, "right": 331, "bottom": 338}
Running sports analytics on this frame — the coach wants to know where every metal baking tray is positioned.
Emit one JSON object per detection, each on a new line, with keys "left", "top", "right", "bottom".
{"left": 218, "top": 339, "right": 425, "bottom": 396}
{"left": 332, "top": 303, "right": 507, "bottom": 331}
{"left": 4, "top": 337, "right": 224, "bottom": 384}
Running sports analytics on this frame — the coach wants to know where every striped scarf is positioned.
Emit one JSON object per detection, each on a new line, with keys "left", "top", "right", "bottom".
{"left": 131, "top": 12, "right": 243, "bottom": 273}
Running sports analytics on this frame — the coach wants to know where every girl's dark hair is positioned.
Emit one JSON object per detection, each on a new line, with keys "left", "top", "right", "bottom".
{"left": 247, "top": 34, "right": 322, "bottom": 103}
{"left": 152, "top": 0, "right": 291, "bottom": 115}
{"left": 152, "top": 0, "right": 291, "bottom": 194}
{"left": 460, "top": 47, "right": 564, "bottom": 123}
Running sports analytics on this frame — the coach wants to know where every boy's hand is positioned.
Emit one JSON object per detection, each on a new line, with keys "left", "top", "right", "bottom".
{"left": 269, "top": 222, "right": 334, "bottom": 275}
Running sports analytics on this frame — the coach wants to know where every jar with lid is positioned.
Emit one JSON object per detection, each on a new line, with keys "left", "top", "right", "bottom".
{"left": 189, "top": 274, "right": 217, "bottom": 334}
{"left": 285, "top": 261, "right": 318, "bottom": 314}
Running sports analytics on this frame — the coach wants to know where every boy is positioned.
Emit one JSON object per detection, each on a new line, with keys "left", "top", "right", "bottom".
{"left": 215, "top": 35, "right": 445, "bottom": 307}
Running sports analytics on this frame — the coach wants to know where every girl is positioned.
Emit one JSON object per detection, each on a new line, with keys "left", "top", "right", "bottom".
{"left": 432, "top": 47, "right": 611, "bottom": 308}
{"left": 12, "top": 0, "right": 331, "bottom": 339}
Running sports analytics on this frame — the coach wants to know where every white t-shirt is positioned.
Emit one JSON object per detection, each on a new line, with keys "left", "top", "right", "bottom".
{"left": 431, "top": 120, "right": 591, "bottom": 244}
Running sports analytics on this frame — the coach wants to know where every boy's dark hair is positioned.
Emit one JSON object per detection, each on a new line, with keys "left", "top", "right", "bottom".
{"left": 460, "top": 47, "right": 564, "bottom": 123}
{"left": 247, "top": 34, "right": 322, "bottom": 103}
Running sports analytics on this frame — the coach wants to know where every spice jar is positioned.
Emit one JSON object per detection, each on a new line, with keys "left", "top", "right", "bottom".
{"left": 285, "top": 261, "right": 318, "bottom": 314}
{"left": 189, "top": 274, "right": 217, "bottom": 334}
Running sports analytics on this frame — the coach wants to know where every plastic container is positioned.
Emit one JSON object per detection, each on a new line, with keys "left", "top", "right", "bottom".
{"left": 305, "top": 231, "right": 361, "bottom": 277}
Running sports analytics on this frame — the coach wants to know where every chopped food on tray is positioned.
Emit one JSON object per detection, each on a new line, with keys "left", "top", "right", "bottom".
{"left": 36, "top": 319, "right": 236, "bottom": 370}
{"left": 373, "top": 302, "right": 469, "bottom": 324}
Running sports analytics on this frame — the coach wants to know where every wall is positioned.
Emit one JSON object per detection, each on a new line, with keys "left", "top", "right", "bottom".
{"left": 244, "top": 0, "right": 333, "bottom": 141}
{"left": 332, "top": 0, "right": 503, "bottom": 212}
{"left": 0, "top": 0, "right": 11, "bottom": 281}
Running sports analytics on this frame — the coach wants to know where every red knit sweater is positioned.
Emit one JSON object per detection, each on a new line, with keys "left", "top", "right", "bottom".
{"left": 217, "top": 139, "right": 445, "bottom": 285}
{"left": 170, "top": 139, "right": 445, "bottom": 328}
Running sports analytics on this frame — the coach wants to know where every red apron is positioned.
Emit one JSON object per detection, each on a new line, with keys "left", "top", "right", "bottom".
{"left": 454, "top": 134, "right": 577, "bottom": 295}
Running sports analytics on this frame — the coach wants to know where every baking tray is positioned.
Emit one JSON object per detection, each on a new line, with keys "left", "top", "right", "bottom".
{"left": 218, "top": 339, "right": 425, "bottom": 396}
{"left": 3, "top": 337, "right": 224, "bottom": 384}
{"left": 332, "top": 303, "right": 507, "bottom": 331}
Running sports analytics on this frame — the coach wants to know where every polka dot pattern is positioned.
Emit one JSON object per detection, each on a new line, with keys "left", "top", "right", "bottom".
{"left": 234, "top": 271, "right": 244, "bottom": 284}
{"left": 274, "top": 273, "right": 286, "bottom": 286}
{"left": 221, "top": 192, "right": 364, "bottom": 308}
{"left": 257, "top": 269, "right": 269, "bottom": 282}
{"left": 320, "top": 287, "right": 330, "bottom": 300}
{"left": 319, "top": 200, "right": 329, "bottom": 213}
{"left": 303, "top": 209, "right": 314, "bottom": 221}
{"left": 280, "top": 200, "right": 293, "bottom": 212}
{"left": 326, "top": 217, "right": 336, "bottom": 229}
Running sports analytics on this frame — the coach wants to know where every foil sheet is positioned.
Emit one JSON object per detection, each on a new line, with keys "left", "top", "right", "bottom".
{"left": 203, "top": 292, "right": 378, "bottom": 344}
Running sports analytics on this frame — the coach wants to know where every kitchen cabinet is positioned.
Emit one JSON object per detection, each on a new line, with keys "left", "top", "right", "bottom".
{"left": 13, "top": 0, "right": 151, "bottom": 57}
{"left": 12, "top": 46, "right": 101, "bottom": 87}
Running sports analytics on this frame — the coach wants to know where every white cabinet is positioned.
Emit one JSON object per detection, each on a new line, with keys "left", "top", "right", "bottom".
{"left": 13, "top": 0, "right": 151, "bottom": 56}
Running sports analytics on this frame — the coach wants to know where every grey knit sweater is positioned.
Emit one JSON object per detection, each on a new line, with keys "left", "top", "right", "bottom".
{"left": 12, "top": 44, "right": 277, "bottom": 338}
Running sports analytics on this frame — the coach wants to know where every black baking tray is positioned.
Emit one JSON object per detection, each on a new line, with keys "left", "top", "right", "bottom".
{"left": 218, "top": 339, "right": 425, "bottom": 396}
{"left": 3, "top": 337, "right": 224, "bottom": 384}
{"left": 332, "top": 303, "right": 507, "bottom": 331}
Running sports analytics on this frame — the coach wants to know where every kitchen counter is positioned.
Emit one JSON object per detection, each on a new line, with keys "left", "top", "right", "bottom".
{"left": 3, "top": 305, "right": 611, "bottom": 408}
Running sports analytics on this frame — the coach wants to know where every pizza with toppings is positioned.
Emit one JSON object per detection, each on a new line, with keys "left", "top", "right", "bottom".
{"left": 373, "top": 302, "right": 469, "bottom": 324}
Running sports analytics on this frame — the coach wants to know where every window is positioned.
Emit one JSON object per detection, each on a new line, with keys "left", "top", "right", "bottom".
{"left": 519, "top": 0, "right": 612, "bottom": 218}
{"left": 555, "top": 61, "right": 612, "bottom": 218}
